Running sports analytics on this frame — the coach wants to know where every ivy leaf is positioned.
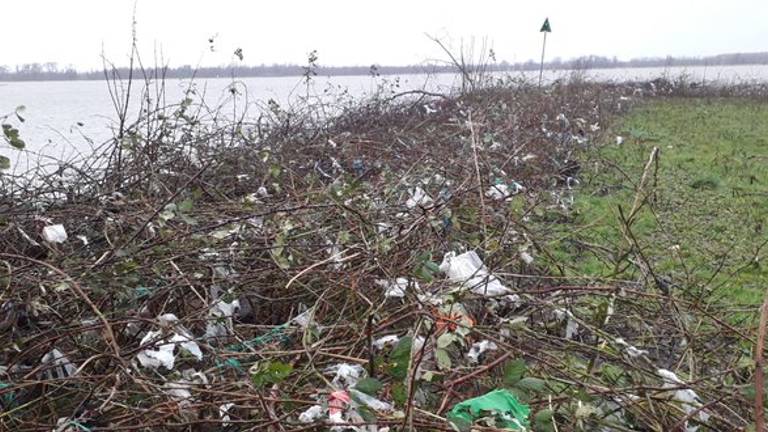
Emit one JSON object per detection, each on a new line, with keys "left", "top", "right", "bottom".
{"left": 0, "top": 155, "right": 9, "bottom": 170}
{"left": 354, "top": 377, "right": 383, "bottom": 396}
{"left": 250, "top": 361, "right": 293, "bottom": 388}
{"left": 503, "top": 359, "right": 527, "bottom": 386}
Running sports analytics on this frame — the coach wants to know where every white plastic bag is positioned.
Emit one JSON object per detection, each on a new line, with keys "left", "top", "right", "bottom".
{"left": 439, "top": 251, "right": 511, "bottom": 296}
{"left": 42, "top": 224, "right": 68, "bottom": 243}
{"left": 405, "top": 187, "right": 433, "bottom": 209}
{"left": 327, "top": 363, "right": 365, "bottom": 389}
{"left": 657, "top": 369, "right": 709, "bottom": 432}
{"left": 375, "top": 278, "right": 417, "bottom": 298}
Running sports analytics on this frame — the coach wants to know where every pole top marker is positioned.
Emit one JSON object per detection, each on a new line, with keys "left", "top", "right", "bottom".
{"left": 540, "top": 18, "right": 551, "bottom": 33}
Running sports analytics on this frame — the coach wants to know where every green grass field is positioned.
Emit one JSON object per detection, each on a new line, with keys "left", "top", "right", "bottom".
{"left": 540, "top": 98, "right": 768, "bottom": 305}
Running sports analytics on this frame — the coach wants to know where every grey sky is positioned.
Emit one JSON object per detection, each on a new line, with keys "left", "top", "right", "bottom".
{"left": 2, "top": 0, "right": 766, "bottom": 70}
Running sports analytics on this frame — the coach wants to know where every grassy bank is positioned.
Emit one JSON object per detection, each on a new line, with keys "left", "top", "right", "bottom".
{"left": 540, "top": 98, "right": 768, "bottom": 308}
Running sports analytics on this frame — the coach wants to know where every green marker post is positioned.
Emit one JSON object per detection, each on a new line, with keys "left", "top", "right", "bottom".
{"left": 539, "top": 17, "right": 551, "bottom": 87}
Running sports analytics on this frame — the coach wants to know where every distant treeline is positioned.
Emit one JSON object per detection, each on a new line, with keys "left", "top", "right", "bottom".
{"left": 1, "top": 52, "right": 767, "bottom": 82}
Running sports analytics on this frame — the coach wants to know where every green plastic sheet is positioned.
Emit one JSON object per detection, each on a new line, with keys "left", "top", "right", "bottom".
{"left": 448, "top": 389, "right": 531, "bottom": 430}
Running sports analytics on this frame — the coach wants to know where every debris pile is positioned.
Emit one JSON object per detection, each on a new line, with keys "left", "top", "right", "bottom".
{"left": 0, "top": 80, "right": 759, "bottom": 430}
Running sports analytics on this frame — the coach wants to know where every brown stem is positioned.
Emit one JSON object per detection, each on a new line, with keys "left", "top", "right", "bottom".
{"left": 756, "top": 295, "right": 768, "bottom": 431}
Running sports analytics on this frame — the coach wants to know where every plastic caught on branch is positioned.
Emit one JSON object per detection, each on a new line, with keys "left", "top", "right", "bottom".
{"left": 657, "top": 369, "right": 709, "bottom": 432}
{"left": 375, "top": 277, "right": 418, "bottom": 298}
{"left": 204, "top": 298, "right": 241, "bottom": 339}
{"left": 466, "top": 340, "right": 498, "bottom": 363}
{"left": 42, "top": 224, "right": 68, "bottom": 243}
{"left": 373, "top": 335, "right": 400, "bottom": 350}
{"left": 439, "top": 251, "right": 513, "bottom": 297}
{"left": 405, "top": 186, "right": 433, "bottom": 209}
{"left": 136, "top": 315, "right": 203, "bottom": 370}
{"left": 327, "top": 363, "right": 365, "bottom": 389}
{"left": 298, "top": 405, "right": 323, "bottom": 423}
{"left": 485, "top": 182, "right": 525, "bottom": 201}
{"left": 41, "top": 349, "right": 77, "bottom": 380}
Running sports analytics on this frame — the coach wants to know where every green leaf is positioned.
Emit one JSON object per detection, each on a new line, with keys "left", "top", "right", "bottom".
{"left": 388, "top": 336, "right": 412, "bottom": 380}
{"left": 424, "top": 260, "right": 440, "bottom": 273}
{"left": 600, "top": 363, "right": 629, "bottom": 387}
{"left": 436, "top": 348, "right": 452, "bottom": 370}
{"left": 0, "top": 155, "right": 9, "bottom": 170}
{"left": 391, "top": 381, "right": 408, "bottom": 407}
{"left": 354, "top": 377, "right": 383, "bottom": 396}
{"left": 177, "top": 197, "right": 194, "bottom": 212}
{"left": 269, "top": 164, "right": 282, "bottom": 178}
{"left": 515, "top": 377, "right": 546, "bottom": 392}
{"left": 436, "top": 332, "right": 458, "bottom": 349}
{"left": 10, "top": 138, "right": 24, "bottom": 150}
{"left": 2, "top": 124, "right": 25, "bottom": 149}
{"left": 250, "top": 361, "right": 293, "bottom": 388}
{"left": 534, "top": 408, "right": 555, "bottom": 432}
{"left": 357, "top": 405, "right": 377, "bottom": 423}
{"left": 503, "top": 359, "right": 527, "bottom": 386}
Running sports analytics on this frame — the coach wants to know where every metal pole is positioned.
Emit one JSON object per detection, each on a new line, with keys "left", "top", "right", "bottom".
{"left": 538, "top": 31, "right": 547, "bottom": 87}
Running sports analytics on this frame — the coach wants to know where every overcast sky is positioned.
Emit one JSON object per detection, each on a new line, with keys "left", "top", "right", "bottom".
{"left": 1, "top": 0, "right": 766, "bottom": 70}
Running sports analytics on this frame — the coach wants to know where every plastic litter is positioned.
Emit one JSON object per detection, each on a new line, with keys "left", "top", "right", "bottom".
{"left": 485, "top": 182, "right": 525, "bottom": 201}
{"left": 466, "top": 340, "right": 498, "bottom": 363}
{"left": 405, "top": 186, "right": 433, "bottom": 209}
{"left": 136, "top": 330, "right": 176, "bottom": 370}
{"left": 204, "top": 298, "right": 240, "bottom": 339}
{"left": 42, "top": 224, "right": 68, "bottom": 243}
{"left": 298, "top": 404, "right": 323, "bottom": 423}
{"left": 375, "top": 277, "right": 417, "bottom": 298}
{"left": 205, "top": 298, "right": 240, "bottom": 339}
{"left": 485, "top": 184, "right": 511, "bottom": 201}
{"left": 162, "top": 380, "right": 193, "bottom": 410}
{"left": 554, "top": 308, "right": 579, "bottom": 340}
{"left": 519, "top": 251, "right": 534, "bottom": 265}
{"left": 291, "top": 309, "right": 313, "bottom": 328}
{"left": 373, "top": 335, "right": 400, "bottom": 350}
{"left": 657, "top": 369, "right": 709, "bottom": 432}
{"left": 349, "top": 388, "right": 393, "bottom": 412}
{"left": 439, "top": 251, "right": 512, "bottom": 297}
{"left": 53, "top": 417, "right": 89, "bottom": 432}
{"left": 328, "top": 390, "right": 351, "bottom": 423}
{"left": 327, "top": 363, "right": 365, "bottom": 389}
{"left": 616, "top": 136, "right": 624, "bottom": 145}
{"left": 136, "top": 317, "right": 203, "bottom": 370}
{"left": 448, "top": 389, "right": 531, "bottom": 430}
{"left": 615, "top": 338, "right": 649, "bottom": 358}
{"left": 41, "top": 349, "right": 77, "bottom": 380}
{"left": 219, "top": 402, "right": 235, "bottom": 426}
